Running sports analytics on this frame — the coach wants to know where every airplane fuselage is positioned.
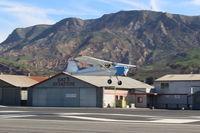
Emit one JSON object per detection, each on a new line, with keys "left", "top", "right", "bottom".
{"left": 72, "top": 66, "right": 129, "bottom": 76}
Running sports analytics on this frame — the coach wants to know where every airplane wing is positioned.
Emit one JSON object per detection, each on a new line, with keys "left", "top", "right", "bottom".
{"left": 75, "top": 56, "right": 136, "bottom": 68}
{"left": 75, "top": 56, "right": 113, "bottom": 67}
{"left": 115, "top": 63, "right": 136, "bottom": 68}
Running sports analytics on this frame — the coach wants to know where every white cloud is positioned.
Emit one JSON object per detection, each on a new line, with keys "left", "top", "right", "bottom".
{"left": 182, "top": 0, "right": 200, "bottom": 6}
{"left": 116, "top": 0, "right": 149, "bottom": 9}
{"left": 73, "top": 5, "right": 104, "bottom": 17}
{"left": 0, "top": 0, "right": 104, "bottom": 25}
{"left": 150, "top": 0, "right": 161, "bottom": 11}
{"left": 191, "top": 0, "right": 200, "bottom": 5}
{"left": 98, "top": 0, "right": 165, "bottom": 11}
{"left": 98, "top": 0, "right": 149, "bottom": 10}
{"left": 0, "top": 0, "right": 89, "bottom": 26}
{"left": 0, "top": 0, "right": 63, "bottom": 26}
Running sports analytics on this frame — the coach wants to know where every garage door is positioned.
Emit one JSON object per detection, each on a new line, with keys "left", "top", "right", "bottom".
{"left": 80, "top": 88, "right": 96, "bottom": 107}
{"left": 46, "top": 88, "right": 63, "bottom": 106}
{"left": 32, "top": 87, "right": 96, "bottom": 107}
{"left": 63, "top": 88, "right": 80, "bottom": 107}
{"left": 32, "top": 88, "right": 47, "bottom": 106}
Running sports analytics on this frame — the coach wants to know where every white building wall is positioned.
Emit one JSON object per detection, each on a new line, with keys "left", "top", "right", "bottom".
{"left": 103, "top": 88, "right": 150, "bottom": 108}
{"left": 134, "top": 88, "right": 150, "bottom": 108}
{"left": 103, "top": 89, "right": 129, "bottom": 108}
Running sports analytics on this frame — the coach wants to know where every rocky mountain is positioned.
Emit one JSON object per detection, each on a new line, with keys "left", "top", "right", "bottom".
{"left": 0, "top": 10, "right": 200, "bottom": 74}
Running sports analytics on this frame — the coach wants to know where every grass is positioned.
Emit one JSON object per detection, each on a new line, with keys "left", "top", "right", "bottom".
{"left": 90, "top": 32, "right": 115, "bottom": 43}
{"left": 20, "top": 53, "right": 33, "bottom": 60}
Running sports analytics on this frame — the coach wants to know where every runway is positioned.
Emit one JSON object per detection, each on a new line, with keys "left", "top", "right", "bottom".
{"left": 0, "top": 106, "right": 200, "bottom": 132}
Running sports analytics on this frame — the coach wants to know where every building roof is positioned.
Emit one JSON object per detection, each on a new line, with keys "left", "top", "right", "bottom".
{"left": 64, "top": 72, "right": 153, "bottom": 89}
{"left": 0, "top": 74, "right": 48, "bottom": 87}
{"left": 155, "top": 74, "right": 200, "bottom": 82}
{"left": 29, "top": 76, "right": 48, "bottom": 82}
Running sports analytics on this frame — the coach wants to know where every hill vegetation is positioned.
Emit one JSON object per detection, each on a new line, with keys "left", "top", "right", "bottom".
{"left": 133, "top": 48, "right": 200, "bottom": 82}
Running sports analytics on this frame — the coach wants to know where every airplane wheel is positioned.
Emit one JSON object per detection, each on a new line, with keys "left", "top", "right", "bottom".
{"left": 107, "top": 79, "right": 112, "bottom": 84}
{"left": 118, "top": 81, "right": 122, "bottom": 85}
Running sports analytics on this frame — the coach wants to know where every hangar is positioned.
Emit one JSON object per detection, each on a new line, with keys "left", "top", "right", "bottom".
{"left": 154, "top": 74, "right": 200, "bottom": 109}
{"left": 29, "top": 72, "right": 153, "bottom": 108}
{"left": 0, "top": 74, "right": 47, "bottom": 106}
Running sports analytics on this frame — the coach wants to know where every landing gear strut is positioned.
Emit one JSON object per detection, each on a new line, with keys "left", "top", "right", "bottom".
{"left": 107, "top": 79, "right": 112, "bottom": 84}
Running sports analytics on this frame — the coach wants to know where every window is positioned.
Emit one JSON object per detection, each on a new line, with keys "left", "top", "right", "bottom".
{"left": 161, "top": 83, "right": 169, "bottom": 89}
{"left": 21, "top": 90, "right": 27, "bottom": 100}
{"left": 137, "top": 97, "right": 143, "bottom": 103}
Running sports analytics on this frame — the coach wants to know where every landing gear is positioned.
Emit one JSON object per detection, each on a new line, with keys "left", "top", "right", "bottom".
{"left": 107, "top": 79, "right": 112, "bottom": 84}
{"left": 107, "top": 79, "right": 122, "bottom": 85}
{"left": 118, "top": 80, "right": 122, "bottom": 85}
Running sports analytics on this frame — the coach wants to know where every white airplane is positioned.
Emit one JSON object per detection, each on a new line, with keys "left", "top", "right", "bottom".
{"left": 66, "top": 56, "right": 136, "bottom": 85}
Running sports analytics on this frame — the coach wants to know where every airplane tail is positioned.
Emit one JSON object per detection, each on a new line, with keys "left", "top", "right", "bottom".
{"left": 66, "top": 61, "right": 79, "bottom": 73}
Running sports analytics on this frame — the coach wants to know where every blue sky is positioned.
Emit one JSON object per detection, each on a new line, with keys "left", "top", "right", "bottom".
{"left": 0, "top": 0, "right": 200, "bottom": 43}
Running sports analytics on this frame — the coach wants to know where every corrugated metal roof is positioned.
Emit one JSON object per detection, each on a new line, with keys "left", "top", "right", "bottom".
{"left": 155, "top": 74, "right": 200, "bottom": 82}
{"left": 0, "top": 74, "right": 48, "bottom": 87}
{"left": 64, "top": 72, "right": 153, "bottom": 89}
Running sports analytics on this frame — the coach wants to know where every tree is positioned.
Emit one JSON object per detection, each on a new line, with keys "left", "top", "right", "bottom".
{"left": 145, "top": 76, "right": 154, "bottom": 85}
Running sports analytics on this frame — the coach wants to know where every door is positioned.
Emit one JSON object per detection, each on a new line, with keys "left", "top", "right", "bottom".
{"left": 63, "top": 88, "right": 80, "bottom": 107}
{"left": 193, "top": 91, "right": 200, "bottom": 109}
{"left": 80, "top": 88, "right": 96, "bottom": 107}
{"left": 32, "top": 88, "right": 47, "bottom": 106}
{"left": 47, "top": 88, "right": 63, "bottom": 106}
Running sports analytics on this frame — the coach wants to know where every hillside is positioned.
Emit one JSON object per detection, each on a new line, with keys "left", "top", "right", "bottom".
{"left": 0, "top": 10, "right": 200, "bottom": 77}
{"left": 133, "top": 48, "right": 200, "bottom": 82}
{"left": 0, "top": 58, "right": 55, "bottom": 76}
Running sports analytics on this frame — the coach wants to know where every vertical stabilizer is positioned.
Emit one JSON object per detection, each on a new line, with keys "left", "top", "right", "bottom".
{"left": 66, "top": 61, "right": 79, "bottom": 73}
